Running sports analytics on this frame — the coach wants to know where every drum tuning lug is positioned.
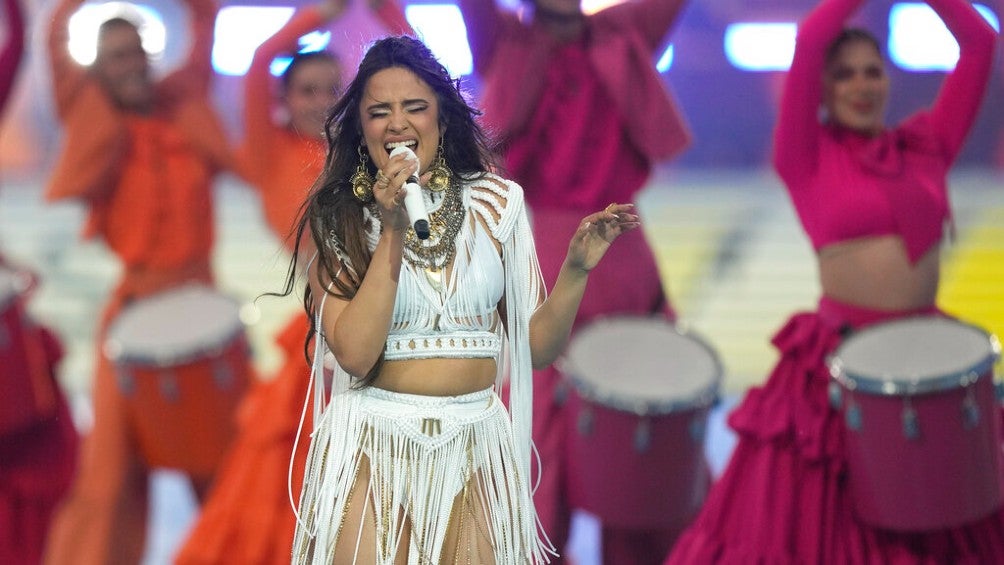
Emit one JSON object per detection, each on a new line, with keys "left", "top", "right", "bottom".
{"left": 901, "top": 406, "right": 920, "bottom": 440}
{"left": 845, "top": 403, "right": 862, "bottom": 432}
{"left": 962, "top": 402, "right": 981, "bottom": 430}
{"left": 962, "top": 395, "right": 981, "bottom": 430}
{"left": 634, "top": 419, "right": 651, "bottom": 453}
{"left": 688, "top": 416, "right": 706, "bottom": 445}
{"left": 116, "top": 368, "right": 135, "bottom": 396}
{"left": 577, "top": 407, "right": 594, "bottom": 436}
{"left": 828, "top": 382, "right": 843, "bottom": 410}
{"left": 553, "top": 380, "right": 569, "bottom": 406}
{"left": 213, "top": 360, "right": 235, "bottom": 389}
{"left": 159, "top": 371, "right": 181, "bottom": 402}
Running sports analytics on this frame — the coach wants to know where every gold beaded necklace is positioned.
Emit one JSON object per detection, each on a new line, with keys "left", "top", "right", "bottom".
{"left": 400, "top": 179, "right": 465, "bottom": 273}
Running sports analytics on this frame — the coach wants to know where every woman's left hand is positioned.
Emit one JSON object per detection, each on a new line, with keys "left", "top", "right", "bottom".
{"left": 566, "top": 203, "right": 640, "bottom": 273}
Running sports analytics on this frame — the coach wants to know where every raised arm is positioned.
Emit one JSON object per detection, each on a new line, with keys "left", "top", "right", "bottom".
{"left": 0, "top": 0, "right": 25, "bottom": 114}
{"left": 457, "top": 0, "right": 507, "bottom": 75}
{"left": 241, "top": 1, "right": 346, "bottom": 183}
{"left": 924, "top": 0, "right": 996, "bottom": 161}
{"left": 600, "top": 0, "right": 689, "bottom": 52}
{"left": 47, "top": 0, "right": 91, "bottom": 118}
{"left": 773, "top": 0, "right": 864, "bottom": 185}
{"left": 370, "top": 0, "right": 414, "bottom": 36}
{"left": 159, "top": 0, "right": 219, "bottom": 97}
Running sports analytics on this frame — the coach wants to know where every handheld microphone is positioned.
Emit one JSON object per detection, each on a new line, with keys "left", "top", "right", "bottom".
{"left": 389, "top": 145, "right": 430, "bottom": 240}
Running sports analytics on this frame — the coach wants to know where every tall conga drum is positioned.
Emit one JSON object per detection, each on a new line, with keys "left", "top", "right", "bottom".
{"left": 829, "top": 316, "right": 1002, "bottom": 531}
{"left": 562, "top": 316, "right": 722, "bottom": 530}
{"left": 105, "top": 284, "right": 252, "bottom": 479}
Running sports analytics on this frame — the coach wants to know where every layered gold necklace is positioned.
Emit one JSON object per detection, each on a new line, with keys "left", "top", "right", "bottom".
{"left": 400, "top": 179, "right": 465, "bottom": 274}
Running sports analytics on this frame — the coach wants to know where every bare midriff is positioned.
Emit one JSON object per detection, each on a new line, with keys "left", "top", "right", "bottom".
{"left": 818, "top": 234, "right": 940, "bottom": 311}
{"left": 372, "top": 357, "right": 499, "bottom": 396}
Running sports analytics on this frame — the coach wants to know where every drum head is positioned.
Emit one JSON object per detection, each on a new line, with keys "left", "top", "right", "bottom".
{"left": 563, "top": 317, "right": 721, "bottom": 415}
{"left": 833, "top": 317, "right": 1000, "bottom": 394}
{"left": 105, "top": 285, "right": 244, "bottom": 365}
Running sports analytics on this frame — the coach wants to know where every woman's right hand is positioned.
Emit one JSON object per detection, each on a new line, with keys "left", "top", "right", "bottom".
{"left": 372, "top": 152, "right": 418, "bottom": 232}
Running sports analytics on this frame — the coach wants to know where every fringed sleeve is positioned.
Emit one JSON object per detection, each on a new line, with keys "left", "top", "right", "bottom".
{"left": 470, "top": 174, "right": 553, "bottom": 561}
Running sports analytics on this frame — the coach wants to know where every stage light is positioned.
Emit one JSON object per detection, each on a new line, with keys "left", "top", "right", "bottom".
{"left": 405, "top": 5, "right": 473, "bottom": 76}
{"left": 68, "top": 2, "right": 166, "bottom": 66}
{"left": 212, "top": 6, "right": 294, "bottom": 76}
{"left": 889, "top": 3, "right": 998, "bottom": 71}
{"left": 657, "top": 45, "right": 674, "bottom": 73}
{"left": 724, "top": 23, "right": 797, "bottom": 71}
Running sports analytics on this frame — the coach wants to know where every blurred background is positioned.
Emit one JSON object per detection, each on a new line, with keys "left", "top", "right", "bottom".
{"left": 3, "top": 0, "right": 1001, "bottom": 397}
{"left": 1, "top": 1, "right": 1003, "bottom": 561}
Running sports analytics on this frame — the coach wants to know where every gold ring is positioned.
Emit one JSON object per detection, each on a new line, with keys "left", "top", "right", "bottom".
{"left": 605, "top": 203, "right": 617, "bottom": 214}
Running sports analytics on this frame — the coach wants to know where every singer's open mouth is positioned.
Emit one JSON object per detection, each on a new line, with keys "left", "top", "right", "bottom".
{"left": 384, "top": 140, "right": 417, "bottom": 155}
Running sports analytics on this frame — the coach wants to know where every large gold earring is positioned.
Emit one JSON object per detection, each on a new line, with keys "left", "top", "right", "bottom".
{"left": 350, "top": 146, "right": 374, "bottom": 202}
{"left": 426, "top": 140, "right": 452, "bottom": 192}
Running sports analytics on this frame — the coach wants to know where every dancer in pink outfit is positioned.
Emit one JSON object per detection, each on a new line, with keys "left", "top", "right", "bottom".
{"left": 666, "top": 0, "right": 1002, "bottom": 563}
{"left": 458, "top": 0, "right": 692, "bottom": 561}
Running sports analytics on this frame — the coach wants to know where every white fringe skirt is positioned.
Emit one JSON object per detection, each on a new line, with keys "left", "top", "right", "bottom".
{"left": 292, "top": 386, "right": 553, "bottom": 564}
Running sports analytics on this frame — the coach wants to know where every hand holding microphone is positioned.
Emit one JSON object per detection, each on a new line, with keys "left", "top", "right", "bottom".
{"left": 389, "top": 145, "right": 430, "bottom": 240}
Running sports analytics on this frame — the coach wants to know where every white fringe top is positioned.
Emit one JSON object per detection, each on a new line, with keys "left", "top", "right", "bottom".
{"left": 381, "top": 196, "right": 506, "bottom": 360}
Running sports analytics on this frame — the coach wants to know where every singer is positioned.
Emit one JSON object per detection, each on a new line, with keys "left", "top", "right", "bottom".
{"left": 282, "top": 35, "right": 638, "bottom": 564}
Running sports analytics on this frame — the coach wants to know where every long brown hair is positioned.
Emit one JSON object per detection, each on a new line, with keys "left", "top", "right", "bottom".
{"left": 279, "top": 36, "right": 498, "bottom": 387}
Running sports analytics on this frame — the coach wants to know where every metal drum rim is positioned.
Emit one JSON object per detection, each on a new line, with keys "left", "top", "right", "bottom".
{"left": 829, "top": 316, "right": 1002, "bottom": 396}
{"left": 562, "top": 315, "right": 724, "bottom": 416}
{"left": 104, "top": 284, "right": 246, "bottom": 368}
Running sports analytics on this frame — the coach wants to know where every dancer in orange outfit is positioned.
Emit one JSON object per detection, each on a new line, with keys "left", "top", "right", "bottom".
{"left": 174, "top": 1, "right": 411, "bottom": 563}
{"left": 41, "top": 0, "right": 248, "bottom": 563}
{"left": 1, "top": 3, "right": 78, "bottom": 563}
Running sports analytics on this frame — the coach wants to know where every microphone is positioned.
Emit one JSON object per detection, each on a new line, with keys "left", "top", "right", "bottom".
{"left": 389, "top": 145, "right": 430, "bottom": 240}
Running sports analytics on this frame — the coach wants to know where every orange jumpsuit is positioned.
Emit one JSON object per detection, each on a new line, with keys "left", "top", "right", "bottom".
{"left": 41, "top": 0, "right": 247, "bottom": 563}
{"left": 174, "top": 4, "right": 411, "bottom": 563}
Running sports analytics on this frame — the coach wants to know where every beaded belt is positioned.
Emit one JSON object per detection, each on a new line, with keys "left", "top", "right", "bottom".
{"left": 384, "top": 331, "right": 501, "bottom": 360}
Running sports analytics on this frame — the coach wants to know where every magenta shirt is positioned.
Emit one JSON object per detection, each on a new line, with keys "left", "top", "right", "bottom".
{"left": 459, "top": 0, "right": 691, "bottom": 167}
{"left": 773, "top": 0, "right": 995, "bottom": 263}
{"left": 505, "top": 41, "right": 649, "bottom": 211}
{"left": 0, "top": 0, "right": 25, "bottom": 114}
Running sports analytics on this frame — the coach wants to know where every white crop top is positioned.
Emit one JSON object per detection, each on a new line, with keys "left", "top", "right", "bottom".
{"left": 384, "top": 224, "right": 504, "bottom": 360}
{"left": 354, "top": 174, "right": 527, "bottom": 361}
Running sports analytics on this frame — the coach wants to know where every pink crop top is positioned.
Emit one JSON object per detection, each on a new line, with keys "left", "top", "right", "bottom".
{"left": 772, "top": 0, "right": 995, "bottom": 263}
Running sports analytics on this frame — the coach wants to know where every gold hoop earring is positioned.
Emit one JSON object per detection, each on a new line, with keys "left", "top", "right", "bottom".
{"left": 350, "top": 146, "right": 374, "bottom": 202}
{"left": 426, "top": 140, "right": 452, "bottom": 192}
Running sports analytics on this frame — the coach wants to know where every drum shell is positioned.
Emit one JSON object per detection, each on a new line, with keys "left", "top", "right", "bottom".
{"left": 115, "top": 334, "right": 251, "bottom": 479}
{"left": 0, "top": 270, "right": 58, "bottom": 435}
{"left": 567, "top": 388, "right": 712, "bottom": 529}
{"left": 0, "top": 295, "right": 58, "bottom": 435}
{"left": 837, "top": 372, "right": 1003, "bottom": 531}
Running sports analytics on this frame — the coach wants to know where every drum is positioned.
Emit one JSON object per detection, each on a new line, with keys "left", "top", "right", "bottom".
{"left": 105, "top": 284, "right": 252, "bottom": 479}
{"left": 829, "top": 316, "right": 1003, "bottom": 531}
{"left": 562, "top": 317, "right": 721, "bottom": 529}
{"left": 0, "top": 265, "right": 58, "bottom": 435}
